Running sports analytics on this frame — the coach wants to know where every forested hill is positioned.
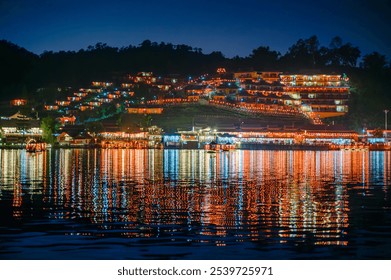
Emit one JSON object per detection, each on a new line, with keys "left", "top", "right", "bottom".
{"left": 0, "top": 36, "right": 390, "bottom": 128}
{"left": 0, "top": 39, "right": 227, "bottom": 94}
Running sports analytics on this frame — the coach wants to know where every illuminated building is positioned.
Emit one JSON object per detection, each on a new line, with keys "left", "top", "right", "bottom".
{"left": 56, "top": 100, "right": 71, "bottom": 107}
{"left": 209, "top": 99, "right": 302, "bottom": 118}
{"left": 126, "top": 107, "right": 163, "bottom": 114}
{"left": 235, "top": 91, "right": 256, "bottom": 103}
{"left": 57, "top": 131, "right": 93, "bottom": 147}
{"left": 212, "top": 93, "right": 226, "bottom": 102}
{"left": 280, "top": 74, "right": 350, "bottom": 118}
{"left": 216, "top": 68, "right": 226, "bottom": 74}
{"left": 134, "top": 72, "right": 156, "bottom": 84}
{"left": 160, "top": 126, "right": 359, "bottom": 150}
{"left": 241, "top": 79, "right": 274, "bottom": 94}
{"left": 233, "top": 72, "right": 349, "bottom": 121}
{"left": 58, "top": 115, "right": 76, "bottom": 126}
{"left": 146, "top": 97, "right": 200, "bottom": 105}
{"left": 121, "top": 83, "right": 134, "bottom": 89}
{"left": 74, "top": 91, "right": 88, "bottom": 97}
{"left": 233, "top": 71, "right": 260, "bottom": 81}
{"left": 99, "top": 131, "right": 151, "bottom": 148}
{"left": 67, "top": 96, "right": 81, "bottom": 102}
{"left": 10, "top": 99, "right": 27, "bottom": 106}
{"left": 155, "top": 83, "right": 172, "bottom": 91}
{"left": 261, "top": 72, "right": 282, "bottom": 83}
{"left": 187, "top": 94, "right": 200, "bottom": 102}
{"left": 92, "top": 81, "right": 113, "bottom": 87}
{"left": 106, "top": 93, "right": 120, "bottom": 99}
{"left": 184, "top": 84, "right": 208, "bottom": 95}
{"left": 78, "top": 88, "right": 101, "bottom": 94}
{"left": 162, "top": 134, "right": 181, "bottom": 148}
{"left": 97, "top": 98, "right": 112, "bottom": 104}
{"left": 215, "top": 82, "right": 240, "bottom": 95}
{"left": 44, "top": 105, "right": 59, "bottom": 111}
{"left": 233, "top": 71, "right": 281, "bottom": 83}
{"left": 88, "top": 101, "right": 102, "bottom": 107}
{"left": 0, "top": 112, "right": 42, "bottom": 143}
{"left": 79, "top": 105, "right": 92, "bottom": 111}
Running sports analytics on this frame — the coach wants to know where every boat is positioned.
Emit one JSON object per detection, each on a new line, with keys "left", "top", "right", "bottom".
{"left": 369, "top": 143, "right": 391, "bottom": 151}
{"left": 26, "top": 139, "right": 46, "bottom": 152}
{"left": 205, "top": 141, "right": 219, "bottom": 152}
{"left": 205, "top": 141, "right": 236, "bottom": 152}
{"left": 221, "top": 144, "right": 236, "bottom": 151}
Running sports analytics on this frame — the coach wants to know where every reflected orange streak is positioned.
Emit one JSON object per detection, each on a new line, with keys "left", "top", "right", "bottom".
{"left": 1, "top": 149, "right": 389, "bottom": 244}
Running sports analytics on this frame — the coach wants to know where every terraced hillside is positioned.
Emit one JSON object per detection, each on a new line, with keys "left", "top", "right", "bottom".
{"left": 120, "top": 104, "right": 311, "bottom": 133}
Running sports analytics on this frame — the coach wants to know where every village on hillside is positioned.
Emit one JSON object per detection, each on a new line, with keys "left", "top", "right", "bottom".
{"left": 1, "top": 69, "right": 390, "bottom": 151}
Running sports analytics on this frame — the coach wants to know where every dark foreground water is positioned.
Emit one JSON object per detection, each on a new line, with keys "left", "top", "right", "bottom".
{"left": 0, "top": 149, "right": 390, "bottom": 260}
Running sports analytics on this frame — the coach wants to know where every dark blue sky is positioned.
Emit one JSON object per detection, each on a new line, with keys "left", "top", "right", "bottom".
{"left": 1, "top": 0, "right": 390, "bottom": 58}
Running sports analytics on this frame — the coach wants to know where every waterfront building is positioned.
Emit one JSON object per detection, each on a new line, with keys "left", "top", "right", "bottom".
{"left": 57, "top": 131, "right": 93, "bottom": 147}
{"left": 160, "top": 126, "right": 359, "bottom": 150}
{"left": 0, "top": 112, "right": 42, "bottom": 143}
{"left": 364, "top": 129, "right": 391, "bottom": 143}
{"left": 99, "top": 131, "right": 150, "bottom": 148}
{"left": 162, "top": 133, "right": 181, "bottom": 148}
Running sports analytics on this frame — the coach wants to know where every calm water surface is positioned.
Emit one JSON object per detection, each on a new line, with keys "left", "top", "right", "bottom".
{"left": 0, "top": 149, "right": 390, "bottom": 259}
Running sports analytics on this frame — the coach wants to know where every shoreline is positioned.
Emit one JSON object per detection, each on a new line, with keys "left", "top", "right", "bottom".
{"left": 0, "top": 145, "right": 389, "bottom": 151}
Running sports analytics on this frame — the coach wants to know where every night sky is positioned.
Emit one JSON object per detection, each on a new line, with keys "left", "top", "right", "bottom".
{"left": 1, "top": 0, "right": 390, "bottom": 58}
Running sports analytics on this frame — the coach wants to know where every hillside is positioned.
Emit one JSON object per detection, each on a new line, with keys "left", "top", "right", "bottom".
{"left": 119, "top": 104, "right": 311, "bottom": 133}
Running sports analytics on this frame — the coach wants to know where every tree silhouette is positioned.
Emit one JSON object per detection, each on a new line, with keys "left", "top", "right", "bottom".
{"left": 41, "top": 116, "right": 56, "bottom": 144}
{"left": 361, "top": 52, "right": 387, "bottom": 70}
{"left": 280, "top": 35, "right": 321, "bottom": 69}
{"left": 249, "top": 46, "right": 280, "bottom": 69}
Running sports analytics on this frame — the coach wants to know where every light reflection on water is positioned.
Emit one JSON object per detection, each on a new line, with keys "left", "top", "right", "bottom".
{"left": 0, "top": 149, "right": 390, "bottom": 259}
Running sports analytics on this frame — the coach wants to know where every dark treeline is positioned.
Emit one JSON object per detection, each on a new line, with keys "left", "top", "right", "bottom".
{"left": 0, "top": 36, "right": 390, "bottom": 129}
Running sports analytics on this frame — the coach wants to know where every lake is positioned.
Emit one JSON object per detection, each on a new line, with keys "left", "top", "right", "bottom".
{"left": 0, "top": 149, "right": 390, "bottom": 259}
